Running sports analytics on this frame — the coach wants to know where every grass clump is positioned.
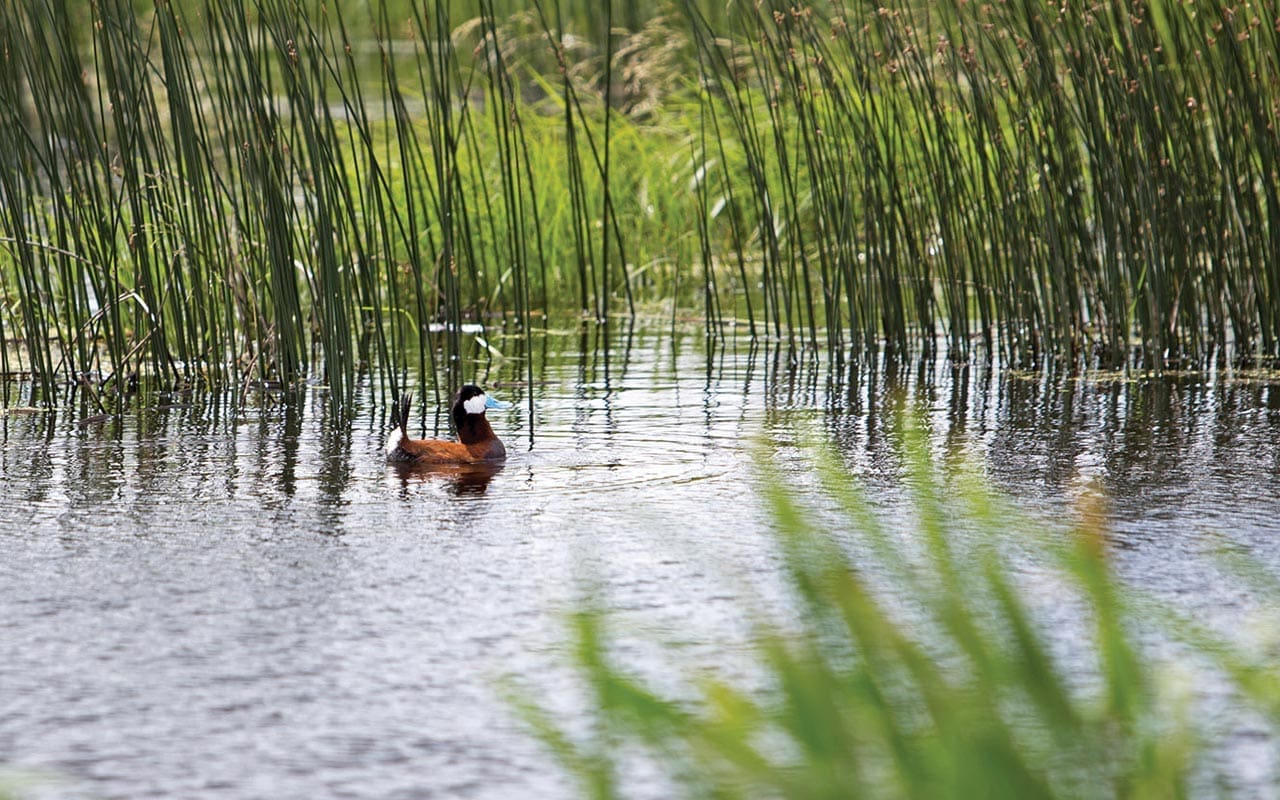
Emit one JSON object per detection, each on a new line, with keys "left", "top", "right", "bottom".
{"left": 3, "top": 0, "right": 1279, "bottom": 412}
{"left": 0, "top": 0, "right": 714, "bottom": 412}
{"left": 516, "top": 418, "right": 1280, "bottom": 798}
{"left": 684, "top": 0, "right": 1280, "bottom": 366}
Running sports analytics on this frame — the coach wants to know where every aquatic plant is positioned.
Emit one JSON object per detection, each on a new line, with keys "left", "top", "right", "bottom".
{"left": 514, "top": 419, "right": 1280, "bottom": 798}
{"left": 0, "top": 0, "right": 660, "bottom": 412}
{"left": 0, "top": 768, "right": 43, "bottom": 800}
{"left": 2, "top": 0, "right": 1278, "bottom": 413}
{"left": 685, "top": 0, "right": 1280, "bottom": 366}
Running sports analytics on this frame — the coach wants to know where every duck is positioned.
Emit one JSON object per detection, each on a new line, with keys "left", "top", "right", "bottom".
{"left": 385, "top": 385, "right": 508, "bottom": 464}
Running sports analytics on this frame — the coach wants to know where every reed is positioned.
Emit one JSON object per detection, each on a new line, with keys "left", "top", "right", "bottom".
{"left": 514, "top": 417, "right": 1280, "bottom": 798}
{"left": 2, "top": 1, "right": 1278, "bottom": 413}
{"left": 685, "top": 0, "right": 1280, "bottom": 367}
{"left": 0, "top": 0, "right": 714, "bottom": 413}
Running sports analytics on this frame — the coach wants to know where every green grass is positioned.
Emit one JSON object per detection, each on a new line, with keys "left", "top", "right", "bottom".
{"left": 2, "top": 0, "right": 1278, "bottom": 414}
{"left": 514, "top": 415, "right": 1280, "bottom": 798}
{"left": 685, "top": 0, "right": 1280, "bottom": 366}
{"left": 0, "top": 0, "right": 729, "bottom": 414}
{"left": 0, "top": 769, "right": 45, "bottom": 800}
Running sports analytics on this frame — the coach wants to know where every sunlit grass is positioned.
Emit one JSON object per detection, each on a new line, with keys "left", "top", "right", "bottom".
{"left": 0, "top": 0, "right": 733, "bottom": 413}
{"left": 686, "top": 0, "right": 1280, "bottom": 366}
{"left": 0, "top": 768, "right": 47, "bottom": 800}
{"left": 2, "top": 0, "right": 1278, "bottom": 413}
{"left": 515, "top": 416, "right": 1280, "bottom": 798}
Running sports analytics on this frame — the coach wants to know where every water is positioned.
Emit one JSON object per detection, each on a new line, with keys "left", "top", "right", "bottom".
{"left": 3, "top": 323, "right": 1280, "bottom": 799}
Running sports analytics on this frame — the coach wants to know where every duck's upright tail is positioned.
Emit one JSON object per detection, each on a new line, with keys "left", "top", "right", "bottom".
{"left": 397, "top": 394, "right": 411, "bottom": 438}
{"left": 385, "top": 394, "right": 412, "bottom": 457}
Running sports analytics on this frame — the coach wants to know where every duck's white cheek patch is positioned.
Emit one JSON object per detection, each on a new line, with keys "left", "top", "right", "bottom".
{"left": 463, "top": 394, "right": 488, "bottom": 415}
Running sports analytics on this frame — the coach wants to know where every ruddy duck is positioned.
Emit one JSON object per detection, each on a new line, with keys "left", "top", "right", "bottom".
{"left": 385, "top": 385, "right": 508, "bottom": 464}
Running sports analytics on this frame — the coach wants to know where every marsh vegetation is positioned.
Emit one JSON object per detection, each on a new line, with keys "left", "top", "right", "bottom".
{"left": 518, "top": 419, "right": 1280, "bottom": 799}
{"left": 3, "top": 3, "right": 1280, "bottom": 796}
{"left": 2, "top": 0, "right": 1278, "bottom": 415}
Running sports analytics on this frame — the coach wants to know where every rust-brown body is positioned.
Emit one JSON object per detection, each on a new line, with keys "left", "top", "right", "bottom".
{"left": 385, "top": 387, "right": 506, "bottom": 465}
{"left": 388, "top": 430, "right": 505, "bottom": 464}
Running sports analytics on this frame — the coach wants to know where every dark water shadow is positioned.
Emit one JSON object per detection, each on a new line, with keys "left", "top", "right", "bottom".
{"left": 389, "top": 460, "right": 505, "bottom": 497}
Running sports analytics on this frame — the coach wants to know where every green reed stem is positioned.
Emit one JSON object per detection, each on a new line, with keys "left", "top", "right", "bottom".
{"left": 2, "top": 0, "right": 1278, "bottom": 411}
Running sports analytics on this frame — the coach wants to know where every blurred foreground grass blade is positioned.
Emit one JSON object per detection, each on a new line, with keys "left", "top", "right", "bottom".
{"left": 518, "top": 416, "right": 1280, "bottom": 798}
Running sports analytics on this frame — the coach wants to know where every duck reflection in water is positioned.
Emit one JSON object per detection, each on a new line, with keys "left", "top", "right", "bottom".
{"left": 389, "top": 459, "right": 504, "bottom": 496}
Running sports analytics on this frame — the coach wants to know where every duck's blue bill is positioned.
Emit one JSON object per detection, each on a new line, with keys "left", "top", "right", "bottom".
{"left": 485, "top": 395, "right": 512, "bottom": 410}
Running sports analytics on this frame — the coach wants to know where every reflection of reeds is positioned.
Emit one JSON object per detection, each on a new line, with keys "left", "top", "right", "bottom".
{"left": 2, "top": 1, "right": 1278, "bottom": 411}
{"left": 515, "top": 417, "right": 1280, "bottom": 798}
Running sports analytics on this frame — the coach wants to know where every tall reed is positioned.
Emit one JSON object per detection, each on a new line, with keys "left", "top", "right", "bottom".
{"left": 685, "top": 0, "right": 1280, "bottom": 367}
{"left": 2, "top": 1, "right": 1278, "bottom": 413}
{"left": 2, "top": 0, "right": 708, "bottom": 413}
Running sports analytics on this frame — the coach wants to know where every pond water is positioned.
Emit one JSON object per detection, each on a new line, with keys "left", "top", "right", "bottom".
{"left": 3, "top": 322, "right": 1280, "bottom": 799}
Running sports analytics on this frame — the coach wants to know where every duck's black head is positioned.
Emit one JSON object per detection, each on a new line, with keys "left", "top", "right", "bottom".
{"left": 452, "top": 384, "right": 489, "bottom": 427}
{"left": 454, "top": 384, "right": 502, "bottom": 443}
{"left": 451, "top": 385, "right": 510, "bottom": 452}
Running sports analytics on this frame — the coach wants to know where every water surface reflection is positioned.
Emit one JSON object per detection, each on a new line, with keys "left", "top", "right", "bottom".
{"left": 390, "top": 461, "right": 505, "bottom": 498}
{"left": 2, "top": 325, "right": 1279, "bottom": 799}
